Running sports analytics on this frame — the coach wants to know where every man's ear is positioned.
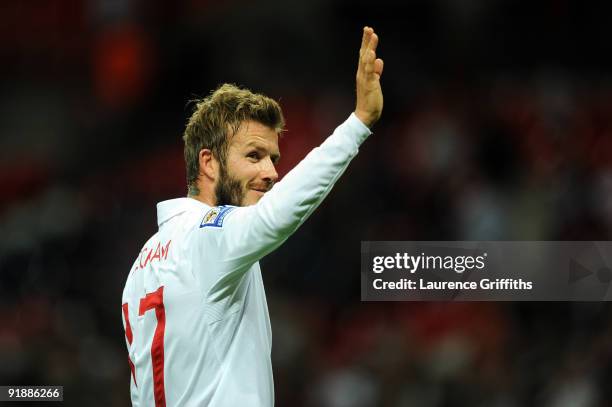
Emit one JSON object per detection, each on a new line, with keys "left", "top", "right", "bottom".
{"left": 198, "top": 149, "right": 218, "bottom": 181}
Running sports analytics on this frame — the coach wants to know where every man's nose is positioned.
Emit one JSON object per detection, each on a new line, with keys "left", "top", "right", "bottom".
{"left": 261, "top": 157, "right": 279, "bottom": 184}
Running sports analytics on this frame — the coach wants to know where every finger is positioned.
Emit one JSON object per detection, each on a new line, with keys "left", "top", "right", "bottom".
{"left": 363, "top": 32, "right": 380, "bottom": 78}
{"left": 374, "top": 58, "right": 384, "bottom": 77}
{"left": 364, "top": 50, "right": 376, "bottom": 74}
{"left": 360, "top": 26, "right": 370, "bottom": 53}
{"left": 358, "top": 30, "right": 372, "bottom": 76}
{"left": 359, "top": 27, "right": 372, "bottom": 60}
{"left": 368, "top": 32, "right": 378, "bottom": 54}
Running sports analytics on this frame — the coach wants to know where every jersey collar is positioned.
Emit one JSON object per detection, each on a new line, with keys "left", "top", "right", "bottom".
{"left": 156, "top": 198, "right": 209, "bottom": 227}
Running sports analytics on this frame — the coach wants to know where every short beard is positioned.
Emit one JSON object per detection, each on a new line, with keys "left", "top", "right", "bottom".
{"left": 214, "top": 163, "right": 245, "bottom": 206}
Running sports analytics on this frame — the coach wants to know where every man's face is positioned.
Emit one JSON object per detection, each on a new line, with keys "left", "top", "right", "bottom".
{"left": 215, "top": 120, "right": 280, "bottom": 206}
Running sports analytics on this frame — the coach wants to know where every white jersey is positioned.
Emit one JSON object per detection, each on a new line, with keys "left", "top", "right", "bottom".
{"left": 121, "top": 114, "right": 370, "bottom": 406}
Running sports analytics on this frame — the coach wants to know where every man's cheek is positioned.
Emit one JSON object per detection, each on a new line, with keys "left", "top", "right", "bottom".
{"left": 246, "top": 190, "right": 264, "bottom": 205}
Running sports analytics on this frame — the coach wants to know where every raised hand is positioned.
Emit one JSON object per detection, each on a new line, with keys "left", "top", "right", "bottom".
{"left": 354, "top": 26, "right": 384, "bottom": 128}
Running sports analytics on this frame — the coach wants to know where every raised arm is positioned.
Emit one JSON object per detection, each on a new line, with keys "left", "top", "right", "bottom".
{"left": 207, "top": 27, "right": 385, "bottom": 296}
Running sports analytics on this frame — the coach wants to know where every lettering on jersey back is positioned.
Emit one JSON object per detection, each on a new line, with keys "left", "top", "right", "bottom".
{"left": 136, "top": 240, "right": 172, "bottom": 270}
{"left": 200, "top": 206, "right": 236, "bottom": 228}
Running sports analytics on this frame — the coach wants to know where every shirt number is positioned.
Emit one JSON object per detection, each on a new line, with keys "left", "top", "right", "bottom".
{"left": 123, "top": 286, "right": 167, "bottom": 407}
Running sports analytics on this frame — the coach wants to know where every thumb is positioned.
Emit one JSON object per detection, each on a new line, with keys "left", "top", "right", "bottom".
{"left": 374, "top": 58, "right": 384, "bottom": 77}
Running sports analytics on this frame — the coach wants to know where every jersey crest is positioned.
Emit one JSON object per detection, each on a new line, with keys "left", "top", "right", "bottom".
{"left": 200, "top": 206, "right": 236, "bottom": 228}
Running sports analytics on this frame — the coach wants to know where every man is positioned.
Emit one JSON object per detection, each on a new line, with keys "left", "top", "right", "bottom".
{"left": 121, "top": 26, "right": 384, "bottom": 406}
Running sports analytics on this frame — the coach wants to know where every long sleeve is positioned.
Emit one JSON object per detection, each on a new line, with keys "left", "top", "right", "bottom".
{"left": 206, "top": 113, "right": 371, "bottom": 297}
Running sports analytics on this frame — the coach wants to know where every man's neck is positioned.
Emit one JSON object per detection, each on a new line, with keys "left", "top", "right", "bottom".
{"left": 188, "top": 193, "right": 216, "bottom": 206}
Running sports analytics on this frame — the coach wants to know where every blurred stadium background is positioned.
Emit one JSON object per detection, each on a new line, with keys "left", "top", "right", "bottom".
{"left": 3, "top": 0, "right": 612, "bottom": 406}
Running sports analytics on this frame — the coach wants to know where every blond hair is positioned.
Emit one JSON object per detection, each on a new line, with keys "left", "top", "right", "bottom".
{"left": 182, "top": 83, "right": 285, "bottom": 196}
